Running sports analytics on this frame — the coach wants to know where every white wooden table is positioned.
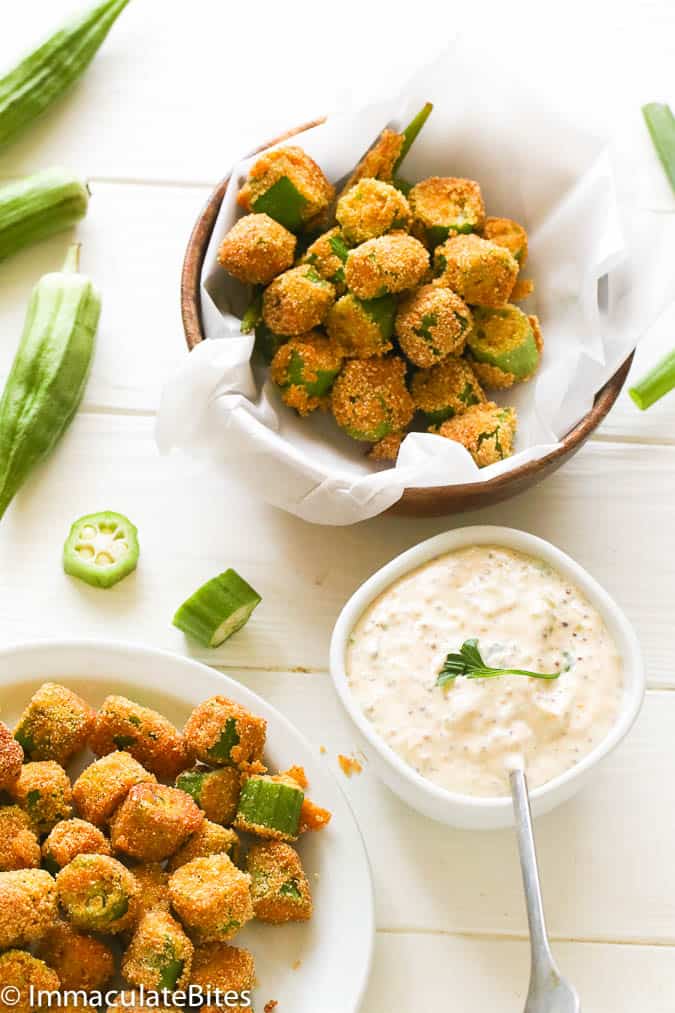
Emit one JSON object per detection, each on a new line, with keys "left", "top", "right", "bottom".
{"left": 2, "top": 2, "right": 675, "bottom": 1009}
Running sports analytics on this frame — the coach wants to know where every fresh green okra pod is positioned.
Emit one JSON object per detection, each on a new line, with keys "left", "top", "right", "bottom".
{"left": 0, "top": 168, "right": 89, "bottom": 263}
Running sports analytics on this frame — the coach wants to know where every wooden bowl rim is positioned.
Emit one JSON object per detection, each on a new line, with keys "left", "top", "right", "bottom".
{"left": 180, "top": 121, "right": 632, "bottom": 510}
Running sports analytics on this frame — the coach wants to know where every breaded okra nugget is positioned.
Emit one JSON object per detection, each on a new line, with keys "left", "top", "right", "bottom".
{"left": 110, "top": 783, "right": 204, "bottom": 863}
{"left": 128, "top": 862, "right": 171, "bottom": 921}
{"left": 184, "top": 696, "right": 266, "bottom": 772}
{"left": 368, "top": 432, "right": 404, "bottom": 462}
{"left": 89, "top": 694, "right": 191, "bottom": 781}
{"left": 326, "top": 292, "right": 396, "bottom": 358}
{"left": 433, "top": 234, "right": 518, "bottom": 307}
{"left": 190, "top": 942, "right": 255, "bottom": 996}
{"left": 270, "top": 332, "right": 344, "bottom": 416}
{"left": 36, "top": 919, "right": 115, "bottom": 990}
{"left": 338, "top": 128, "right": 404, "bottom": 195}
{"left": 0, "top": 952, "right": 60, "bottom": 1013}
{"left": 176, "top": 766, "right": 241, "bottom": 826}
{"left": 246, "top": 841, "right": 312, "bottom": 923}
{"left": 336, "top": 178, "right": 411, "bottom": 244}
{"left": 9, "top": 761, "right": 73, "bottom": 834}
{"left": 237, "top": 146, "right": 334, "bottom": 232}
{"left": 56, "top": 854, "right": 139, "bottom": 935}
{"left": 13, "top": 682, "right": 94, "bottom": 765}
{"left": 409, "top": 176, "right": 485, "bottom": 245}
{"left": 433, "top": 401, "right": 517, "bottom": 467}
{"left": 410, "top": 356, "right": 486, "bottom": 424}
{"left": 395, "top": 284, "right": 472, "bottom": 367}
{"left": 262, "top": 265, "right": 335, "bottom": 335}
{"left": 481, "top": 215, "right": 528, "bottom": 266}
{"left": 466, "top": 306, "right": 543, "bottom": 388}
{"left": 72, "top": 751, "right": 156, "bottom": 827}
{"left": 0, "top": 869, "right": 57, "bottom": 949}
{"left": 0, "top": 806, "right": 41, "bottom": 872}
{"left": 0, "top": 721, "right": 23, "bottom": 789}
{"left": 167, "top": 820, "right": 240, "bottom": 873}
{"left": 218, "top": 213, "right": 296, "bottom": 285}
{"left": 42, "top": 818, "right": 112, "bottom": 874}
{"left": 122, "top": 909, "right": 194, "bottom": 991}
{"left": 301, "top": 227, "right": 350, "bottom": 292}
{"left": 331, "top": 357, "right": 414, "bottom": 443}
{"left": 168, "top": 854, "right": 253, "bottom": 943}
{"left": 344, "top": 233, "right": 429, "bottom": 299}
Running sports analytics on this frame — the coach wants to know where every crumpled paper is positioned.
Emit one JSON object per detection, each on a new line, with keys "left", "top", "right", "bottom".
{"left": 157, "top": 41, "right": 675, "bottom": 526}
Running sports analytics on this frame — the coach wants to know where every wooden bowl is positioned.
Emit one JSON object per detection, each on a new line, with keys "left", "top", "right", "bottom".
{"left": 181, "top": 123, "right": 633, "bottom": 518}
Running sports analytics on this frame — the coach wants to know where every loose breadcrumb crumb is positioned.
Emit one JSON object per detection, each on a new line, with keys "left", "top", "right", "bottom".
{"left": 337, "top": 754, "right": 363, "bottom": 778}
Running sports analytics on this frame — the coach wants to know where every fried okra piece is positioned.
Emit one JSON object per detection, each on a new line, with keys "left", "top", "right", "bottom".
{"left": 395, "top": 285, "right": 472, "bottom": 367}
{"left": 122, "top": 909, "right": 194, "bottom": 991}
{"left": 56, "top": 854, "right": 138, "bottom": 934}
{"left": 176, "top": 767, "right": 241, "bottom": 826}
{"left": 466, "top": 307, "right": 543, "bottom": 388}
{"left": 368, "top": 432, "right": 404, "bottom": 462}
{"left": 0, "top": 721, "right": 23, "bottom": 789}
{"left": 218, "top": 213, "right": 296, "bottom": 285}
{"left": 326, "top": 292, "right": 396, "bottom": 358}
{"left": 481, "top": 215, "right": 528, "bottom": 267}
{"left": 336, "top": 178, "right": 411, "bottom": 244}
{"left": 9, "top": 761, "right": 72, "bottom": 834}
{"left": 13, "top": 683, "right": 94, "bottom": 766}
{"left": 339, "top": 129, "right": 404, "bottom": 196}
{"left": 0, "top": 806, "right": 41, "bottom": 872}
{"left": 510, "top": 276, "right": 535, "bottom": 301}
{"left": 270, "top": 333, "right": 344, "bottom": 416}
{"left": 433, "top": 234, "right": 518, "bottom": 307}
{"left": 184, "top": 696, "right": 266, "bottom": 772}
{"left": 433, "top": 402, "right": 517, "bottom": 467}
{"left": 129, "top": 863, "right": 171, "bottom": 921}
{"left": 72, "top": 751, "right": 156, "bottom": 827}
{"left": 168, "top": 820, "right": 240, "bottom": 873}
{"left": 89, "top": 694, "right": 191, "bottom": 781}
{"left": 190, "top": 942, "right": 255, "bottom": 996}
{"left": 411, "top": 356, "right": 486, "bottom": 425}
{"left": 110, "top": 783, "right": 204, "bottom": 863}
{"left": 331, "top": 357, "right": 414, "bottom": 443}
{"left": 36, "top": 919, "right": 115, "bottom": 990}
{"left": 237, "top": 146, "right": 334, "bottom": 232}
{"left": 168, "top": 854, "right": 253, "bottom": 943}
{"left": 409, "top": 177, "right": 485, "bottom": 246}
{"left": 233, "top": 774, "right": 305, "bottom": 843}
{"left": 42, "top": 818, "right": 112, "bottom": 874}
{"left": 0, "top": 869, "right": 57, "bottom": 949}
{"left": 301, "top": 227, "right": 350, "bottom": 292}
{"left": 262, "top": 265, "right": 335, "bottom": 335}
{"left": 345, "top": 233, "right": 429, "bottom": 299}
{"left": 246, "top": 841, "right": 312, "bottom": 924}
{"left": 0, "top": 952, "right": 60, "bottom": 1013}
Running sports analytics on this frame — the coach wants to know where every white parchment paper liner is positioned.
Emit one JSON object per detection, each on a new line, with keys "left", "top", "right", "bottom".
{"left": 157, "top": 41, "right": 675, "bottom": 526}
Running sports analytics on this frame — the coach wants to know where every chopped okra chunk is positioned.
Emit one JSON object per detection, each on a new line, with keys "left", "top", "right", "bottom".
{"left": 344, "top": 232, "right": 429, "bottom": 299}
{"left": 122, "top": 909, "right": 193, "bottom": 991}
{"left": 56, "top": 854, "right": 139, "bottom": 935}
{"left": 246, "top": 840, "right": 313, "bottom": 924}
{"left": 14, "top": 682, "right": 94, "bottom": 766}
{"left": 301, "top": 226, "right": 350, "bottom": 292}
{"left": 128, "top": 863, "right": 171, "bottom": 922}
{"left": 89, "top": 694, "right": 190, "bottom": 780}
{"left": 172, "top": 568, "right": 262, "bottom": 648}
{"left": 168, "top": 854, "right": 254, "bottom": 943}
{"left": 326, "top": 292, "right": 396, "bottom": 358}
{"left": 331, "top": 357, "right": 414, "bottom": 443}
{"left": 167, "top": 820, "right": 240, "bottom": 873}
{"left": 409, "top": 176, "right": 485, "bottom": 245}
{"left": 336, "top": 178, "right": 411, "bottom": 244}
{"left": 176, "top": 766, "right": 241, "bottom": 826}
{"left": 72, "top": 751, "right": 156, "bottom": 827}
{"left": 411, "top": 356, "right": 486, "bottom": 424}
{"left": 368, "top": 432, "right": 404, "bottom": 462}
{"left": 217, "top": 213, "right": 296, "bottom": 285}
{"left": 270, "top": 332, "right": 344, "bottom": 416}
{"left": 184, "top": 695, "right": 266, "bottom": 772}
{"left": 0, "top": 806, "right": 40, "bottom": 872}
{"left": 42, "top": 818, "right": 111, "bottom": 874}
{"left": 237, "top": 146, "right": 334, "bottom": 232}
{"left": 254, "top": 320, "right": 288, "bottom": 363}
{"left": 36, "top": 919, "right": 115, "bottom": 991}
{"left": 433, "top": 401, "right": 517, "bottom": 467}
{"left": 433, "top": 234, "right": 518, "bottom": 307}
{"left": 110, "top": 782, "right": 204, "bottom": 863}
{"left": 466, "top": 305, "right": 543, "bottom": 388}
{"left": 233, "top": 774, "right": 305, "bottom": 842}
{"left": 0, "top": 951, "right": 60, "bottom": 1007}
{"left": 395, "top": 284, "right": 472, "bottom": 367}
{"left": 63, "top": 511, "right": 139, "bottom": 589}
{"left": 8, "top": 761, "right": 72, "bottom": 834}
{"left": 0, "top": 720, "right": 23, "bottom": 790}
{"left": 190, "top": 942, "right": 255, "bottom": 997}
{"left": 482, "top": 215, "right": 528, "bottom": 266}
{"left": 338, "top": 128, "right": 404, "bottom": 196}
{"left": 262, "top": 264, "right": 335, "bottom": 335}
{"left": 0, "top": 869, "right": 57, "bottom": 950}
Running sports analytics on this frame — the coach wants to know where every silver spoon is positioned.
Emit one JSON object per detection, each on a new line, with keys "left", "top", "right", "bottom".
{"left": 510, "top": 769, "right": 581, "bottom": 1013}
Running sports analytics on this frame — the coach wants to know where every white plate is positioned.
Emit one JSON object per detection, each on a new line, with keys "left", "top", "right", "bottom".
{"left": 0, "top": 640, "right": 374, "bottom": 1013}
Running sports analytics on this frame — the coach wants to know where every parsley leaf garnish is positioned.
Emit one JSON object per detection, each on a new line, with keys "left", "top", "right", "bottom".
{"left": 436, "top": 638, "right": 562, "bottom": 687}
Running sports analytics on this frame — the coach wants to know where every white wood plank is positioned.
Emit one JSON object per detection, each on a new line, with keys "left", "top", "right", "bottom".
{"left": 365, "top": 933, "right": 675, "bottom": 1012}
{"left": 0, "top": 413, "right": 673, "bottom": 686}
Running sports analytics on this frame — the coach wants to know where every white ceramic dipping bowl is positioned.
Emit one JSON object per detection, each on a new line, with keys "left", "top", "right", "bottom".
{"left": 330, "top": 525, "right": 645, "bottom": 830}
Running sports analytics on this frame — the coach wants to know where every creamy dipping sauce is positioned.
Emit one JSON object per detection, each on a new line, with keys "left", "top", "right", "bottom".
{"left": 346, "top": 545, "right": 623, "bottom": 797}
